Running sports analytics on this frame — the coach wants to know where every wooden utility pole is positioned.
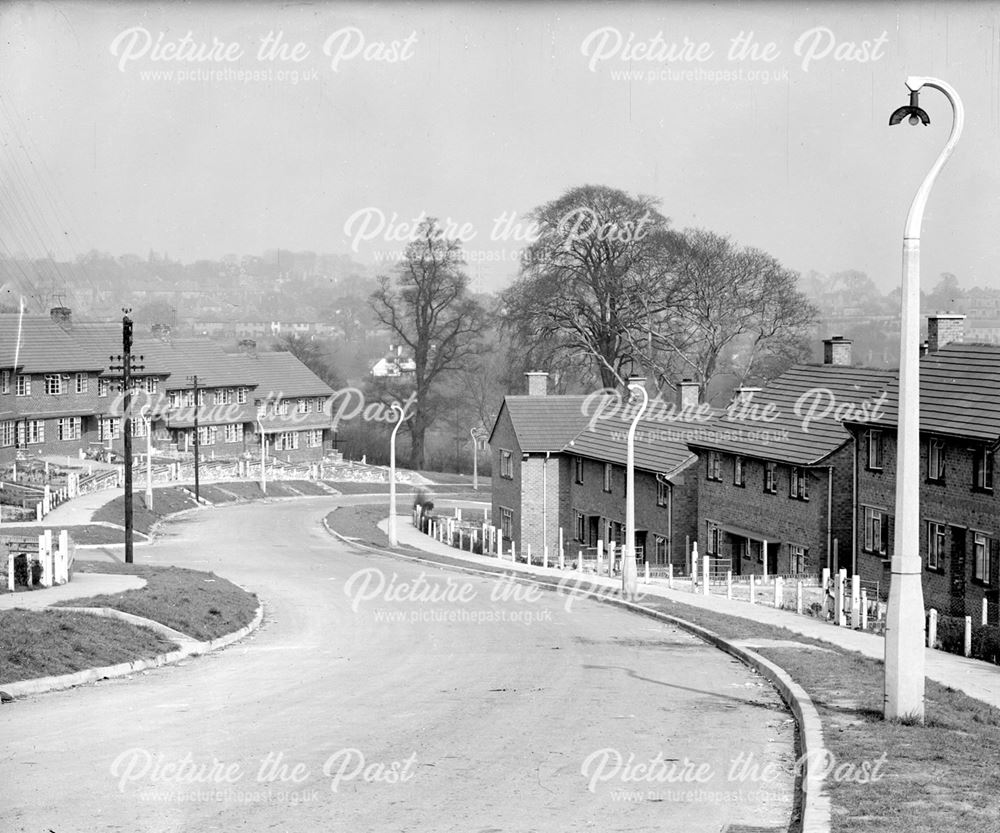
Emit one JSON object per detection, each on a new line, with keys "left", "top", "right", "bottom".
{"left": 188, "top": 374, "right": 200, "bottom": 503}
{"left": 109, "top": 311, "right": 143, "bottom": 564}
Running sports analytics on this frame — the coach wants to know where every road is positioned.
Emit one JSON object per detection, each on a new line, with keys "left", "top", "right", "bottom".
{"left": 1, "top": 498, "right": 796, "bottom": 832}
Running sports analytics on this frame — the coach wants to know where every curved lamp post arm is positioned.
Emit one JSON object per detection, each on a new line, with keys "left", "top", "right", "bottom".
{"left": 388, "top": 401, "right": 412, "bottom": 547}
{"left": 902, "top": 77, "right": 965, "bottom": 240}
{"left": 623, "top": 382, "right": 650, "bottom": 599}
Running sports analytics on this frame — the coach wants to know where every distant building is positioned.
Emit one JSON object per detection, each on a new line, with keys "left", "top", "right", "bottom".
{"left": 371, "top": 345, "right": 416, "bottom": 378}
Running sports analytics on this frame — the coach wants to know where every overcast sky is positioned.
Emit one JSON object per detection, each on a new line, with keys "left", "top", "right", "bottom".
{"left": 2, "top": 1, "right": 1000, "bottom": 294}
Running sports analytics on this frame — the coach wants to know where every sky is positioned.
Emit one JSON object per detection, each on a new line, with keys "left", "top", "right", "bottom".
{"left": 2, "top": 1, "right": 1000, "bottom": 295}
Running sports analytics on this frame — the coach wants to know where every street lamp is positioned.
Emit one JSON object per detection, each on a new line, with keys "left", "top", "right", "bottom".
{"left": 623, "top": 379, "right": 649, "bottom": 600}
{"left": 257, "top": 417, "right": 267, "bottom": 495}
{"left": 388, "top": 401, "right": 411, "bottom": 547}
{"left": 470, "top": 426, "right": 485, "bottom": 491}
{"left": 885, "top": 77, "right": 964, "bottom": 722}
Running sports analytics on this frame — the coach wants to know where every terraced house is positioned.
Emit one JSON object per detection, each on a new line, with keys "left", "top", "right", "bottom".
{"left": 687, "top": 337, "right": 894, "bottom": 579}
{"left": 843, "top": 317, "right": 1000, "bottom": 623}
{"left": 489, "top": 372, "right": 704, "bottom": 569}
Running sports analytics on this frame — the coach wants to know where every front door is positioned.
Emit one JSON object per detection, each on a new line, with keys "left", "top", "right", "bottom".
{"left": 766, "top": 541, "right": 780, "bottom": 575}
{"left": 950, "top": 526, "right": 967, "bottom": 617}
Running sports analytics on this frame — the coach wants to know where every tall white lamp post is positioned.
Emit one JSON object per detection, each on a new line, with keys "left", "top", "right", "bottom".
{"left": 885, "top": 76, "right": 964, "bottom": 722}
{"left": 623, "top": 379, "right": 649, "bottom": 600}
{"left": 388, "top": 401, "right": 411, "bottom": 547}
{"left": 470, "top": 427, "right": 485, "bottom": 491}
{"left": 144, "top": 405, "right": 153, "bottom": 510}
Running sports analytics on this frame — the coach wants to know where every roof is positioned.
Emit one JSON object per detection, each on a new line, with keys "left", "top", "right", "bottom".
{"left": 569, "top": 411, "right": 700, "bottom": 476}
{"left": 687, "top": 364, "right": 896, "bottom": 466}
{"left": 239, "top": 352, "right": 334, "bottom": 398}
{"left": 845, "top": 343, "right": 1000, "bottom": 442}
{"left": 0, "top": 315, "right": 98, "bottom": 372}
{"left": 491, "top": 395, "right": 597, "bottom": 453}
{"left": 134, "top": 339, "right": 256, "bottom": 390}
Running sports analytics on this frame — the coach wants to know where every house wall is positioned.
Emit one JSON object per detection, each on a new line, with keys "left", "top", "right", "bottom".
{"left": 519, "top": 454, "right": 564, "bottom": 559}
{"left": 854, "top": 428, "right": 1000, "bottom": 621}
{"left": 489, "top": 409, "right": 522, "bottom": 549}
{"left": 695, "top": 451, "right": 831, "bottom": 577}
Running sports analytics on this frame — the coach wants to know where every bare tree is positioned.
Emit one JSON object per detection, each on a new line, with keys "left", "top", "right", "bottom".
{"left": 370, "top": 219, "right": 487, "bottom": 470}
{"left": 502, "top": 184, "right": 676, "bottom": 390}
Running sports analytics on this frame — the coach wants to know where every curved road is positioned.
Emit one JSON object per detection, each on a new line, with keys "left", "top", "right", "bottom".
{"left": 1, "top": 498, "right": 796, "bottom": 832}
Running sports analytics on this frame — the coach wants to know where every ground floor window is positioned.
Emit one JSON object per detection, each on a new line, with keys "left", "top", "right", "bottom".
{"left": 274, "top": 431, "right": 300, "bottom": 451}
{"left": 57, "top": 417, "right": 82, "bottom": 441}
{"left": 224, "top": 423, "right": 244, "bottom": 443}
{"left": 99, "top": 417, "right": 120, "bottom": 442}
{"left": 306, "top": 429, "right": 323, "bottom": 447}
{"left": 1, "top": 420, "right": 14, "bottom": 447}
{"left": 928, "top": 521, "right": 946, "bottom": 570}
{"left": 575, "top": 511, "right": 585, "bottom": 542}
{"left": 197, "top": 425, "right": 217, "bottom": 446}
{"left": 790, "top": 544, "right": 807, "bottom": 574}
{"left": 654, "top": 535, "right": 668, "bottom": 563}
{"left": 706, "top": 521, "right": 720, "bottom": 555}
{"left": 17, "top": 420, "right": 45, "bottom": 445}
{"left": 499, "top": 506, "right": 513, "bottom": 540}
{"left": 973, "top": 533, "right": 994, "bottom": 585}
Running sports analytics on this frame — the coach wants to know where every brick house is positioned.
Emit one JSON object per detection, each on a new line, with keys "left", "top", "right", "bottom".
{"left": 844, "top": 318, "right": 1000, "bottom": 622}
{"left": 488, "top": 372, "right": 702, "bottom": 569}
{"left": 687, "top": 338, "right": 894, "bottom": 579}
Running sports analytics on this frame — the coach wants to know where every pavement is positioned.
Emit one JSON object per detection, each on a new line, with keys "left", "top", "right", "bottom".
{"left": 5, "top": 486, "right": 124, "bottom": 528}
{"left": 0, "top": 571, "right": 145, "bottom": 610}
{"left": 383, "top": 512, "right": 1000, "bottom": 710}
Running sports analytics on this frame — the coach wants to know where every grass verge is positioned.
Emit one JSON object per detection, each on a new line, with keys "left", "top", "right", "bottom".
{"left": 325, "top": 506, "right": 1000, "bottom": 833}
{"left": 0, "top": 608, "right": 177, "bottom": 685}
{"left": 55, "top": 563, "right": 258, "bottom": 641}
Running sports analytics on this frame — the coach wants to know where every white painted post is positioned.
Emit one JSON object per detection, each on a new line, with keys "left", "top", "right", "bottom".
{"left": 861, "top": 590, "right": 869, "bottom": 630}
{"left": 35, "top": 503, "right": 42, "bottom": 522}
{"left": 796, "top": 581, "right": 804, "bottom": 615}
{"left": 749, "top": 574, "right": 756, "bottom": 605}
{"left": 559, "top": 551, "right": 565, "bottom": 570}
{"left": 691, "top": 542, "right": 699, "bottom": 588}
{"left": 455, "top": 507, "right": 462, "bottom": 521}
{"left": 774, "top": 576, "right": 784, "bottom": 608}
{"left": 43, "top": 484, "right": 51, "bottom": 515}
{"left": 927, "top": 608, "right": 938, "bottom": 648}
{"left": 762, "top": 538, "right": 768, "bottom": 581}
{"left": 7, "top": 554, "right": 15, "bottom": 592}
{"left": 526, "top": 543, "right": 532, "bottom": 565}
{"left": 667, "top": 563, "right": 674, "bottom": 589}
{"left": 596, "top": 540, "right": 604, "bottom": 574}
{"left": 577, "top": 550, "right": 584, "bottom": 572}
{"left": 702, "top": 554, "right": 710, "bottom": 596}
{"left": 56, "top": 530, "right": 69, "bottom": 584}
{"left": 543, "top": 546, "right": 549, "bottom": 569}
{"left": 835, "top": 570, "right": 846, "bottom": 627}
{"left": 510, "top": 540, "right": 517, "bottom": 562}
{"left": 726, "top": 570, "right": 732, "bottom": 600}
{"left": 40, "top": 538, "right": 52, "bottom": 588}
{"left": 851, "top": 575, "right": 861, "bottom": 628}
{"left": 558, "top": 528, "right": 564, "bottom": 567}
{"left": 964, "top": 616, "right": 973, "bottom": 658}
{"left": 983, "top": 597, "right": 989, "bottom": 626}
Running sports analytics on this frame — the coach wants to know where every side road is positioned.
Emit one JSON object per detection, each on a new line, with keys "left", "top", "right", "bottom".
{"left": 380, "top": 513, "right": 1000, "bottom": 710}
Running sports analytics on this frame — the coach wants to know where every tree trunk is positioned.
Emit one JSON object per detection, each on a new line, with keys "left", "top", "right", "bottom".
{"left": 409, "top": 414, "right": 427, "bottom": 471}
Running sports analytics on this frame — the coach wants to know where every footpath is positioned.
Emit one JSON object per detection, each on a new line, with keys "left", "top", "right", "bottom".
{"left": 379, "top": 511, "right": 1000, "bottom": 710}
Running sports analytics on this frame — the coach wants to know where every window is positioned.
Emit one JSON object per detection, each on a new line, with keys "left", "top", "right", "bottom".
{"left": 500, "top": 449, "right": 513, "bottom": 479}
{"left": 57, "top": 417, "right": 81, "bottom": 441}
{"left": 1, "top": 420, "right": 15, "bottom": 447}
{"left": 132, "top": 417, "right": 148, "bottom": 438}
{"left": 274, "top": 431, "right": 299, "bottom": 451}
{"left": 733, "top": 456, "right": 745, "bottom": 487}
{"left": 216, "top": 388, "right": 233, "bottom": 405}
{"left": 1, "top": 370, "right": 8, "bottom": 394}
{"left": 499, "top": 507, "right": 513, "bottom": 540}
{"left": 654, "top": 536, "right": 668, "bottom": 564}
{"left": 224, "top": 423, "right": 244, "bottom": 443}
{"left": 22, "top": 419, "right": 44, "bottom": 444}
{"left": 16, "top": 375, "right": 30, "bottom": 396}
{"left": 575, "top": 512, "right": 586, "bottom": 542}
{"left": 863, "top": 506, "right": 890, "bottom": 555}
{"left": 574, "top": 457, "right": 584, "bottom": 484}
{"left": 764, "top": 461, "right": 777, "bottom": 494}
{"left": 867, "top": 429, "right": 883, "bottom": 470}
{"left": 98, "top": 378, "right": 109, "bottom": 397}
{"left": 928, "top": 521, "right": 946, "bottom": 570}
{"left": 237, "top": 387, "right": 248, "bottom": 404}
{"left": 790, "top": 545, "right": 807, "bottom": 574}
{"left": 656, "top": 478, "right": 669, "bottom": 507}
{"left": 276, "top": 399, "right": 289, "bottom": 416}
{"left": 707, "top": 451, "right": 722, "bottom": 482}
{"left": 197, "top": 425, "right": 217, "bottom": 446}
{"left": 603, "top": 463, "right": 613, "bottom": 492}
{"left": 75, "top": 373, "right": 88, "bottom": 394}
{"left": 928, "top": 439, "right": 945, "bottom": 482}
{"left": 297, "top": 398, "right": 309, "bottom": 414}
{"left": 789, "top": 467, "right": 808, "bottom": 500}
{"left": 975, "top": 447, "right": 994, "bottom": 492}
{"left": 99, "top": 417, "right": 120, "bottom": 441}
{"left": 706, "top": 521, "right": 720, "bottom": 555}
{"left": 44, "top": 374, "right": 63, "bottom": 395}
{"left": 256, "top": 399, "right": 266, "bottom": 418}
{"left": 306, "top": 429, "right": 323, "bottom": 447}
{"left": 168, "top": 391, "right": 180, "bottom": 408}
{"left": 144, "top": 377, "right": 158, "bottom": 394}
{"left": 197, "top": 389, "right": 206, "bottom": 407}
{"left": 973, "top": 533, "right": 991, "bottom": 584}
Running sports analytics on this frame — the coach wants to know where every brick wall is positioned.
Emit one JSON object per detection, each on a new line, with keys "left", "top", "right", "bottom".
{"left": 489, "top": 408, "right": 522, "bottom": 548}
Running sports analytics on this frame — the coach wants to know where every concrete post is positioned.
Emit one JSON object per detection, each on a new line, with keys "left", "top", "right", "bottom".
{"left": 40, "top": 536, "right": 52, "bottom": 588}
{"left": 927, "top": 608, "right": 938, "bottom": 648}
{"left": 6, "top": 555, "right": 14, "bottom": 592}
{"left": 983, "top": 597, "right": 989, "bottom": 626}
{"left": 559, "top": 552, "right": 565, "bottom": 570}
{"left": 774, "top": 576, "right": 784, "bottom": 608}
{"left": 691, "top": 551, "right": 699, "bottom": 589}
{"left": 667, "top": 564, "right": 673, "bottom": 589}
{"left": 577, "top": 550, "right": 583, "bottom": 572}
{"left": 511, "top": 540, "right": 517, "bottom": 562}
{"left": 36, "top": 503, "right": 42, "bottom": 522}
{"left": 57, "top": 530, "right": 69, "bottom": 583}
{"left": 749, "top": 574, "right": 756, "bottom": 605}
{"left": 726, "top": 570, "right": 732, "bottom": 600}
{"left": 702, "top": 554, "right": 710, "bottom": 596}
{"left": 851, "top": 575, "right": 861, "bottom": 627}
{"left": 762, "top": 538, "right": 768, "bottom": 580}
{"left": 455, "top": 507, "right": 462, "bottom": 520}
{"left": 526, "top": 543, "right": 532, "bottom": 565}
{"left": 861, "top": 590, "right": 869, "bottom": 630}
{"left": 607, "top": 542, "right": 615, "bottom": 577}
{"left": 559, "top": 528, "right": 564, "bottom": 566}
{"left": 543, "top": 546, "right": 549, "bottom": 569}
{"left": 836, "top": 570, "right": 846, "bottom": 627}
{"left": 796, "top": 581, "right": 804, "bottom": 615}
{"left": 964, "top": 616, "right": 972, "bottom": 657}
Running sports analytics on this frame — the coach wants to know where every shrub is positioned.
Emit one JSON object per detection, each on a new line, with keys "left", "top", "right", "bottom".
{"left": 30, "top": 560, "right": 43, "bottom": 585}
{"left": 13, "top": 554, "right": 28, "bottom": 587}
{"left": 972, "top": 624, "right": 1000, "bottom": 665}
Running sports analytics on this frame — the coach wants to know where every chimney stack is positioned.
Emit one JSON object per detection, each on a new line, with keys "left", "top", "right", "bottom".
{"left": 927, "top": 313, "right": 965, "bottom": 353}
{"left": 822, "top": 335, "right": 852, "bottom": 366}
{"left": 677, "top": 378, "right": 700, "bottom": 410}
{"left": 525, "top": 371, "right": 549, "bottom": 396}
{"left": 50, "top": 306, "right": 72, "bottom": 327}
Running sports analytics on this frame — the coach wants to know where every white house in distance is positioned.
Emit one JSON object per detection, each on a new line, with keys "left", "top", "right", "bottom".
{"left": 371, "top": 345, "right": 416, "bottom": 378}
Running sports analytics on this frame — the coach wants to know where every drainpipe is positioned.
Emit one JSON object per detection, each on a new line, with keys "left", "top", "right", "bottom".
{"left": 827, "top": 465, "right": 835, "bottom": 575}
{"left": 542, "top": 451, "right": 550, "bottom": 555}
{"left": 851, "top": 432, "right": 859, "bottom": 577}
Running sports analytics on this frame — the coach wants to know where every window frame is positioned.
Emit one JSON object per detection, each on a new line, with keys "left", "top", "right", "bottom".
{"left": 973, "top": 532, "right": 991, "bottom": 584}
{"left": 706, "top": 451, "right": 722, "bottom": 482}
{"left": 75, "top": 372, "right": 88, "bottom": 394}
{"left": 928, "top": 438, "right": 946, "bottom": 483}
{"left": 574, "top": 456, "right": 584, "bottom": 484}
{"left": 927, "top": 520, "right": 946, "bottom": 571}
{"left": 656, "top": 478, "right": 669, "bottom": 507}
{"left": 500, "top": 449, "right": 513, "bottom": 479}
{"left": 603, "top": 462, "right": 613, "bottom": 493}
{"left": 789, "top": 467, "right": 809, "bottom": 501}
{"left": 733, "top": 455, "right": 745, "bottom": 487}
{"left": 866, "top": 429, "right": 883, "bottom": 470}
{"left": 15, "top": 375, "right": 31, "bottom": 396}
{"left": 975, "top": 447, "right": 995, "bottom": 492}
{"left": 764, "top": 461, "right": 777, "bottom": 494}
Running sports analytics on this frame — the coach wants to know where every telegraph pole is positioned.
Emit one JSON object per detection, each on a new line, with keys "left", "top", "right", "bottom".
{"left": 188, "top": 374, "right": 201, "bottom": 503}
{"left": 109, "top": 310, "right": 143, "bottom": 564}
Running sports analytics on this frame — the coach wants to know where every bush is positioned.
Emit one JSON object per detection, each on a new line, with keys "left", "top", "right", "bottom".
{"left": 30, "top": 560, "right": 43, "bottom": 585}
{"left": 932, "top": 612, "right": 1000, "bottom": 666}
{"left": 936, "top": 613, "right": 967, "bottom": 655}
{"left": 13, "top": 554, "right": 28, "bottom": 587}
{"left": 972, "top": 624, "right": 1000, "bottom": 665}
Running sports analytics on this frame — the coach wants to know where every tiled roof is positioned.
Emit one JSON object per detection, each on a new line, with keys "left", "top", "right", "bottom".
{"left": 71, "top": 322, "right": 174, "bottom": 376}
{"left": 491, "top": 396, "right": 597, "bottom": 452}
{"left": 687, "top": 364, "right": 896, "bottom": 466}
{"left": 847, "top": 343, "right": 1000, "bottom": 442}
{"left": 134, "top": 339, "right": 256, "bottom": 390}
{"left": 0, "top": 315, "right": 98, "bottom": 372}
{"left": 238, "top": 352, "right": 335, "bottom": 398}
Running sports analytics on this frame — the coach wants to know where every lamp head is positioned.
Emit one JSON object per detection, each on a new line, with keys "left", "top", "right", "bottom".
{"left": 889, "top": 89, "right": 930, "bottom": 126}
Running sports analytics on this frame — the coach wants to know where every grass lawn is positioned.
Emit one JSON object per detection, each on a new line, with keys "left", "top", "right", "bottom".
{"left": 56, "top": 562, "right": 259, "bottom": 641}
{"left": 323, "top": 507, "right": 1000, "bottom": 833}
{"left": 0, "top": 524, "right": 134, "bottom": 547}
{"left": 324, "top": 481, "right": 419, "bottom": 495}
{"left": 0, "top": 608, "right": 177, "bottom": 685}
{"left": 94, "top": 488, "right": 199, "bottom": 534}
{"left": 189, "top": 483, "right": 240, "bottom": 504}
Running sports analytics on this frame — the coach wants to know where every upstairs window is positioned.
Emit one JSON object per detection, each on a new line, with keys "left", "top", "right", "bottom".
{"left": 867, "top": 429, "right": 883, "bottom": 470}
{"left": 764, "top": 461, "right": 777, "bottom": 494}
{"left": 75, "top": 373, "right": 88, "bottom": 394}
{"left": 706, "top": 451, "right": 722, "bottom": 482}
{"left": 603, "top": 463, "right": 613, "bottom": 492}
{"left": 975, "top": 447, "right": 994, "bottom": 492}
{"left": 733, "top": 456, "right": 745, "bottom": 487}
{"left": 789, "top": 467, "right": 808, "bottom": 500}
{"left": 928, "top": 439, "right": 945, "bottom": 483}
{"left": 15, "top": 375, "right": 30, "bottom": 396}
{"left": 44, "top": 374, "right": 63, "bottom": 395}
{"left": 656, "top": 478, "right": 670, "bottom": 507}
{"left": 500, "top": 449, "right": 513, "bottom": 479}
{"left": 574, "top": 457, "right": 584, "bottom": 484}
